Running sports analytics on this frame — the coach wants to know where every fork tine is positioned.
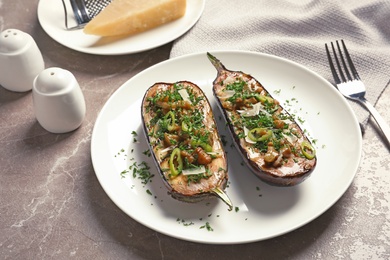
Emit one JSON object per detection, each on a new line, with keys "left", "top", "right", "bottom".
{"left": 331, "top": 42, "right": 347, "bottom": 83}
{"left": 325, "top": 43, "right": 341, "bottom": 84}
{"left": 336, "top": 41, "right": 353, "bottom": 81}
{"left": 340, "top": 40, "right": 361, "bottom": 80}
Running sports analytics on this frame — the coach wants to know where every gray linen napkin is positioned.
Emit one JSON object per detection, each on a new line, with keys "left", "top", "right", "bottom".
{"left": 170, "top": 0, "right": 390, "bottom": 126}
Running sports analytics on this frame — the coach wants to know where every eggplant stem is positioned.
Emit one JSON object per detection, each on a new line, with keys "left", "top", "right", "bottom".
{"left": 212, "top": 187, "right": 233, "bottom": 211}
{"left": 207, "top": 52, "right": 226, "bottom": 73}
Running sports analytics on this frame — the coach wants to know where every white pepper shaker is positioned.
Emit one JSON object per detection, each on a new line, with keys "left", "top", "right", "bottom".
{"left": 32, "top": 67, "right": 86, "bottom": 134}
{"left": 0, "top": 29, "right": 45, "bottom": 92}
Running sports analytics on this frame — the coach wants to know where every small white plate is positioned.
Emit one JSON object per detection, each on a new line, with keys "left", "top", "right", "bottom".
{"left": 37, "top": 0, "right": 205, "bottom": 55}
{"left": 91, "top": 51, "right": 362, "bottom": 244}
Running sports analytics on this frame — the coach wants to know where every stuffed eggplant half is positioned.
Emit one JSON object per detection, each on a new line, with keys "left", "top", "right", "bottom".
{"left": 207, "top": 53, "right": 317, "bottom": 186}
{"left": 141, "top": 81, "right": 232, "bottom": 210}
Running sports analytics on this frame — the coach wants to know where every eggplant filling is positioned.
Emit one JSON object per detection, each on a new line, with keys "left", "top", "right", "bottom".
{"left": 143, "top": 82, "right": 227, "bottom": 188}
{"left": 216, "top": 75, "right": 315, "bottom": 169}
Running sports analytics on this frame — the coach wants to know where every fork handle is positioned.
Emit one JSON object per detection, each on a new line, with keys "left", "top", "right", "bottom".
{"left": 359, "top": 98, "right": 390, "bottom": 146}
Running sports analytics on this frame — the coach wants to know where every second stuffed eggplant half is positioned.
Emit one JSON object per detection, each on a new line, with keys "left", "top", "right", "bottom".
{"left": 207, "top": 53, "right": 317, "bottom": 186}
{"left": 141, "top": 81, "right": 232, "bottom": 210}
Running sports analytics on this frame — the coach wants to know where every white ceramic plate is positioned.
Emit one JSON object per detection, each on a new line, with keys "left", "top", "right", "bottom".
{"left": 91, "top": 51, "right": 362, "bottom": 244}
{"left": 37, "top": 0, "right": 205, "bottom": 55}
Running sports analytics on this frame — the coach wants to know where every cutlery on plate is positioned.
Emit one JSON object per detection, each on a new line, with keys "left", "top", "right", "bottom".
{"left": 61, "top": 0, "right": 112, "bottom": 30}
{"left": 325, "top": 40, "right": 390, "bottom": 146}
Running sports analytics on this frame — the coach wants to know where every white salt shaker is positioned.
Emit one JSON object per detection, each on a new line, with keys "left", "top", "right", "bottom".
{"left": 0, "top": 29, "right": 45, "bottom": 92}
{"left": 32, "top": 67, "right": 86, "bottom": 134}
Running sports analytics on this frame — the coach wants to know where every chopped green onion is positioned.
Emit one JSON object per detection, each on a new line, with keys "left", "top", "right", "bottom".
{"left": 248, "top": 128, "right": 272, "bottom": 142}
{"left": 169, "top": 148, "right": 183, "bottom": 177}
{"left": 301, "top": 141, "right": 316, "bottom": 159}
{"left": 255, "top": 94, "right": 274, "bottom": 104}
{"left": 164, "top": 111, "right": 176, "bottom": 131}
{"left": 181, "top": 121, "right": 192, "bottom": 132}
{"left": 190, "top": 139, "right": 212, "bottom": 152}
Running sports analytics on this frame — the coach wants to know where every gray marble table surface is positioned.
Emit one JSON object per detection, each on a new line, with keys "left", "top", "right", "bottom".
{"left": 1, "top": 1, "right": 389, "bottom": 259}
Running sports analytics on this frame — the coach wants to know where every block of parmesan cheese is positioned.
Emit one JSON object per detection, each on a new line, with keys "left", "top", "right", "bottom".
{"left": 83, "top": 0, "right": 187, "bottom": 37}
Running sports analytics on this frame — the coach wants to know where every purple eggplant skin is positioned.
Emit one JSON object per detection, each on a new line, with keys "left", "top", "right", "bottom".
{"left": 141, "top": 81, "right": 232, "bottom": 209}
{"left": 207, "top": 53, "right": 317, "bottom": 186}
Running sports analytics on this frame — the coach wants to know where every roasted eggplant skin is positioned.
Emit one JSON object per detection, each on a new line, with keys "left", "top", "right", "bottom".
{"left": 141, "top": 81, "right": 232, "bottom": 208}
{"left": 208, "top": 53, "right": 317, "bottom": 186}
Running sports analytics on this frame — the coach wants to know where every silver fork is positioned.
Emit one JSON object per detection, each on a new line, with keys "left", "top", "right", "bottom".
{"left": 325, "top": 40, "right": 390, "bottom": 145}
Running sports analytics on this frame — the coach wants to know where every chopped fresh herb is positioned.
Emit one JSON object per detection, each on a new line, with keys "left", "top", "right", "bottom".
{"left": 120, "top": 169, "right": 128, "bottom": 178}
{"left": 142, "top": 149, "right": 151, "bottom": 157}
{"left": 176, "top": 218, "right": 194, "bottom": 227}
{"left": 273, "top": 89, "right": 281, "bottom": 95}
{"left": 129, "top": 161, "right": 154, "bottom": 184}
{"left": 200, "top": 222, "right": 213, "bottom": 231}
{"left": 218, "top": 167, "right": 226, "bottom": 173}
{"left": 131, "top": 131, "right": 138, "bottom": 143}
